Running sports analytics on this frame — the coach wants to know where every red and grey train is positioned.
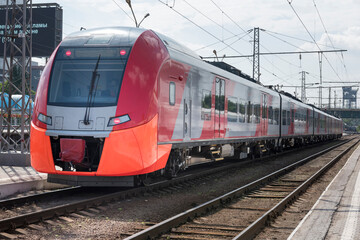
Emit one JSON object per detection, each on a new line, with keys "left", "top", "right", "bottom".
{"left": 30, "top": 27, "right": 343, "bottom": 186}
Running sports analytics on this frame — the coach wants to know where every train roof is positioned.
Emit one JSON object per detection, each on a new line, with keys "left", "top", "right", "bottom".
{"left": 60, "top": 27, "right": 146, "bottom": 47}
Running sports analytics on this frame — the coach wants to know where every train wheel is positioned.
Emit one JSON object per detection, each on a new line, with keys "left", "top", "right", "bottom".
{"left": 165, "top": 150, "right": 182, "bottom": 179}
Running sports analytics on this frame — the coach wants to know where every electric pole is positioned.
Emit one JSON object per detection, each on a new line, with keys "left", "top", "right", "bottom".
{"left": 300, "top": 71, "right": 309, "bottom": 102}
{"left": 318, "top": 52, "right": 323, "bottom": 108}
{"left": 328, "top": 87, "right": 331, "bottom": 109}
{"left": 0, "top": 0, "right": 32, "bottom": 153}
{"left": 253, "top": 27, "right": 260, "bottom": 83}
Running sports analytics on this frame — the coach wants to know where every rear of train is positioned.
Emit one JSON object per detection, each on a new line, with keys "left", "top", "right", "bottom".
{"left": 30, "top": 27, "right": 173, "bottom": 186}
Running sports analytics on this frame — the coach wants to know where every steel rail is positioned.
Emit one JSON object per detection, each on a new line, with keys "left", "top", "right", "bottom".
{"left": 0, "top": 187, "right": 82, "bottom": 210}
{"left": 234, "top": 138, "right": 359, "bottom": 239}
{"left": 0, "top": 151, "right": 257, "bottom": 231}
{"left": 0, "top": 151, "right": 271, "bottom": 231}
{"left": 0, "top": 138, "right": 349, "bottom": 233}
{"left": 125, "top": 138, "right": 356, "bottom": 240}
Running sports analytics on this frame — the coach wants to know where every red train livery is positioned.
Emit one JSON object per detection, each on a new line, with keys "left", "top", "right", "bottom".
{"left": 30, "top": 27, "right": 342, "bottom": 186}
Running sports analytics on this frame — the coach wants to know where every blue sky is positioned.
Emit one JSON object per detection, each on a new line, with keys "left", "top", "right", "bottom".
{"left": 32, "top": 0, "right": 360, "bottom": 108}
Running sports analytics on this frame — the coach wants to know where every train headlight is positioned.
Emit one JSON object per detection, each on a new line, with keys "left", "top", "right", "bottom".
{"left": 38, "top": 113, "right": 52, "bottom": 125}
{"left": 108, "top": 114, "right": 130, "bottom": 126}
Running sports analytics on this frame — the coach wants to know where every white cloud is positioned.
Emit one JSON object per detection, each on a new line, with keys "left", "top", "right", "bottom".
{"left": 329, "top": 27, "right": 360, "bottom": 51}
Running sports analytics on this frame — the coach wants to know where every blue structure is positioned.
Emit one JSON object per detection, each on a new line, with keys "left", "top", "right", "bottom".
{"left": 0, "top": 93, "right": 33, "bottom": 114}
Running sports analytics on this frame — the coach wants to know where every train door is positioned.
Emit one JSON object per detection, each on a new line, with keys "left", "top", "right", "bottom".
{"left": 215, "top": 77, "right": 225, "bottom": 138}
{"left": 262, "top": 93, "right": 268, "bottom": 135}
{"left": 290, "top": 103, "right": 295, "bottom": 134}
{"left": 183, "top": 74, "right": 192, "bottom": 140}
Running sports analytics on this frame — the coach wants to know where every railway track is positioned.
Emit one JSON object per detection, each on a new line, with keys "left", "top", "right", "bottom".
{"left": 125, "top": 137, "right": 358, "bottom": 240}
{"left": 0, "top": 187, "right": 82, "bottom": 210}
{"left": 0, "top": 138, "right": 352, "bottom": 238}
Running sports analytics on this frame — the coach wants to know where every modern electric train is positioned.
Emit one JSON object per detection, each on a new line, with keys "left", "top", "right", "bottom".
{"left": 30, "top": 27, "right": 343, "bottom": 186}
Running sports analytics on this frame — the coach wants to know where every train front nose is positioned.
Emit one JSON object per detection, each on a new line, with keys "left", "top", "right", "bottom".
{"left": 31, "top": 114, "right": 162, "bottom": 176}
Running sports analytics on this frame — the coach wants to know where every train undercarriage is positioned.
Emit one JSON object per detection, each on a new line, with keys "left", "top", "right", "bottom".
{"left": 47, "top": 134, "right": 341, "bottom": 187}
{"left": 162, "top": 134, "right": 342, "bottom": 179}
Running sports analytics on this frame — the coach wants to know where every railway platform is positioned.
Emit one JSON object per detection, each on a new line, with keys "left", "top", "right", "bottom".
{"left": 0, "top": 165, "right": 49, "bottom": 200}
{"left": 289, "top": 144, "right": 360, "bottom": 239}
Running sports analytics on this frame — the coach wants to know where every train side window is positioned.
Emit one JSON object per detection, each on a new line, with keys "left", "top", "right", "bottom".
{"left": 227, "top": 96, "right": 238, "bottom": 122}
{"left": 286, "top": 111, "right": 291, "bottom": 125}
{"left": 320, "top": 116, "right": 322, "bottom": 128}
{"left": 201, "top": 90, "right": 211, "bottom": 120}
{"left": 247, "top": 101, "right": 253, "bottom": 123}
{"left": 317, "top": 115, "right": 319, "bottom": 128}
{"left": 239, "top": 101, "right": 246, "bottom": 123}
{"left": 215, "top": 78, "right": 226, "bottom": 112}
{"left": 254, "top": 104, "right": 260, "bottom": 123}
{"left": 262, "top": 96, "right": 267, "bottom": 119}
{"left": 274, "top": 108, "right": 279, "bottom": 125}
{"left": 169, "top": 82, "right": 175, "bottom": 106}
{"left": 282, "top": 110, "right": 287, "bottom": 125}
{"left": 268, "top": 106, "right": 273, "bottom": 124}
{"left": 306, "top": 110, "right": 309, "bottom": 123}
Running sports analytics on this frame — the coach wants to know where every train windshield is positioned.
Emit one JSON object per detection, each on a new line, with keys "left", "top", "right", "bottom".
{"left": 48, "top": 47, "right": 130, "bottom": 107}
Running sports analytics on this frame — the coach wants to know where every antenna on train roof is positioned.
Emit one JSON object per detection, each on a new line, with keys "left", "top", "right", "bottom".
{"left": 221, "top": 54, "right": 226, "bottom": 62}
{"left": 213, "top": 50, "right": 219, "bottom": 62}
{"left": 126, "top": 0, "right": 150, "bottom": 28}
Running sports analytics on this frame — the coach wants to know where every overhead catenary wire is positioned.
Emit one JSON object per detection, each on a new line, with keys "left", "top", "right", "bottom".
{"left": 158, "top": 0, "right": 250, "bottom": 61}
{"left": 208, "top": 1, "right": 303, "bottom": 78}
{"left": 205, "top": 0, "right": 299, "bottom": 85}
{"left": 111, "top": 0, "right": 135, "bottom": 23}
{"left": 209, "top": 0, "right": 248, "bottom": 34}
{"left": 182, "top": 0, "right": 239, "bottom": 38}
{"left": 195, "top": 30, "right": 252, "bottom": 52}
{"left": 216, "top": 30, "right": 253, "bottom": 53}
{"left": 159, "top": 0, "right": 309, "bottom": 87}
{"left": 262, "top": 29, "right": 341, "bottom": 50}
{"left": 286, "top": 0, "right": 344, "bottom": 82}
{"left": 312, "top": 0, "right": 348, "bottom": 78}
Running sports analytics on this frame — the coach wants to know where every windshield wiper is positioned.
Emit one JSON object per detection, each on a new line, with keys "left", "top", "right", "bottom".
{"left": 84, "top": 54, "right": 101, "bottom": 125}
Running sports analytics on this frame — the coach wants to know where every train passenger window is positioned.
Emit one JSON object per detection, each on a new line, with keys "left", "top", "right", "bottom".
{"left": 201, "top": 90, "right": 211, "bottom": 120}
{"left": 247, "top": 101, "right": 253, "bottom": 123}
{"left": 262, "top": 96, "right": 267, "bottom": 119}
{"left": 306, "top": 110, "right": 309, "bottom": 122}
{"left": 274, "top": 108, "right": 279, "bottom": 125}
{"left": 239, "top": 101, "right": 246, "bottom": 123}
{"left": 169, "top": 82, "right": 175, "bottom": 106}
{"left": 268, "top": 106, "right": 273, "bottom": 124}
{"left": 227, "top": 97, "right": 238, "bottom": 122}
{"left": 215, "top": 78, "right": 225, "bottom": 112}
{"left": 282, "top": 110, "right": 286, "bottom": 125}
{"left": 254, "top": 104, "right": 260, "bottom": 123}
{"left": 286, "top": 111, "right": 291, "bottom": 125}
{"left": 320, "top": 117, "right": 322, "bottom": 128}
